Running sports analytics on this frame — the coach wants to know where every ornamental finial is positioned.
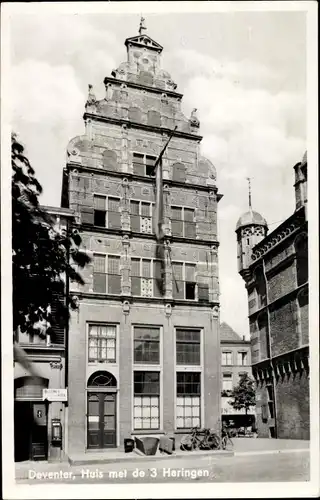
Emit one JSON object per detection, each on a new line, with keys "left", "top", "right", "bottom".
{"left": 139, "top": 16, "right": 147, "bottom": 35}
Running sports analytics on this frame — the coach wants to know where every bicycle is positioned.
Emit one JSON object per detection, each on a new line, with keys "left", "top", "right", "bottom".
{"left": 180, "top": 427, "right": 222, "bottom": 451}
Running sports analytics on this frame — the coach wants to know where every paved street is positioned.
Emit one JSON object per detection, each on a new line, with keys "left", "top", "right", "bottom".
{"left": 18, "top": 450, "right": 309, "bottom": 483}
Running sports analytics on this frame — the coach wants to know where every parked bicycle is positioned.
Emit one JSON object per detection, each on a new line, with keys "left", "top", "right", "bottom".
{"left": 180, "top": 427, "right": 232, "bottom": 451}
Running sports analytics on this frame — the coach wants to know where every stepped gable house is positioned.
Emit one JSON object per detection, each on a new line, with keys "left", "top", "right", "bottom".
{"left": 61, "top": 21, "right": 223, "bottom": 455}
{"left": 236, "top": 152, "right": 309, "bottom": 439}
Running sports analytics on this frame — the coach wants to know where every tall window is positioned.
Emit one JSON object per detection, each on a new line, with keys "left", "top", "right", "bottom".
{"left": 222, "top": 351, "right": 233, "bottom": 365}
{"left": 172, "top": 262, "right": 196, "bottom": 300}
{"left": 93, "top": 195, "right": 121, "bottom": 229}
{"left": 130, "top": 200, "right": 154, "bottom": 234}
{"left": 131, "top": 258, "right": 162, "bottom": 297}
{"left": 134, "top": 326, "right": 160, "bottom": 364}
{"left": 171, "top": 207, "right": 196, "bottom": 238}
{"left": 93, "top": 254, "right": 121, "bottom": 294}
{"left": 237, "top": 351, "right": 248, "bottom": 366}
{"left": 222, "top": 373, "right": 233, "bottom": 393}
{"left": 94, "top": 195, "right": 106, "bottom": 227}
{"left": 132, "top": 153, "right": 157, "bottom": 177}
{"left": 133, "top": 372, "right": 160, "bottom": 429}
{"left": 176, "top": 329, "right": 200, "bottom": 365}
{"left": 108, "top": 255, "right": 121, "bottom": 294}
{"left": 88, "top": 324, "right": 116, "bottom": 363}
{"left": 176, "top": 372, "right": 201, "bottom": 429}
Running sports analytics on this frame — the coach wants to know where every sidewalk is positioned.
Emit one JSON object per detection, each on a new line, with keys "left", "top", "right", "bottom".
{"left": 15, "top": 438, "right": 310, "bottom": 480}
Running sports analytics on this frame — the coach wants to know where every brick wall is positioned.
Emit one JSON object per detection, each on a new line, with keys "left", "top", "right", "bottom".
{"left": 275, "top": 371, "right": 310, "bottom": 439}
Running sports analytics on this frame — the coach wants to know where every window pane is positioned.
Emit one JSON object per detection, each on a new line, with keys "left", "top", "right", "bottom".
{"left": 134, "top": 327, "right": 160, "bottom": 340}
{"left": 131, "top": 276, "right": 141, "bottom": 296}
{"left": 131, "top": 258, "right": 140, "bottom": 277}
{"left": 141, "top": 202, "right": 150, "bottom": 217}
{"left": 134, "top": 371, "right": 160, "bottom": 394}
{"left": 185, "top": 264, "right": 195, "bottom": 282}
{"left": 93, "top": 273, "right": 106, "bottom": 293}
{"left": 94, "top": 195, "right": 106, "bottom": 210}
{"left": 108, "top": 256, "right": 120, "bottom": 274}
{"left": 108, "top": 275, "right": 121, "bottom": 294}
{"left": 142, "top": 259, "right": 151, "bottom": 278}
{"left": 94, "top": 210, "right": 106, "bottom": 227}
{"left": 94, "top": 254, "right": 105, "bottom": 273}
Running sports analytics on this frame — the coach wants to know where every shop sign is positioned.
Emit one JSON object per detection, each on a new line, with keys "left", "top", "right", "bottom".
{"left": 43, "top": 388, "right": 68, "bottom": 402}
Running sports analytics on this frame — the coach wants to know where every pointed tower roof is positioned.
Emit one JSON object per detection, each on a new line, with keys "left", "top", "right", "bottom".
{"left": 235, "top": 177, "right": 267, "bottom": 231}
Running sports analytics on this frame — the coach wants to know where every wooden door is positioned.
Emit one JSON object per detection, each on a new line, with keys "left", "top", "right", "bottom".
{"left": 87, "top": 392, "right": 116, "bottom": 449}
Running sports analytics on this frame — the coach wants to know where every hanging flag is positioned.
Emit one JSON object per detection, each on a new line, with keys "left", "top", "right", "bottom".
{"left": 153, "top": 126, "right": 177, "bottom": 241}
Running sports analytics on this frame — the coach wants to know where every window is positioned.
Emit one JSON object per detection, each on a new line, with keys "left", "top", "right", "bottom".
{"left": 93, "top": 254, "right": 121, "bottom": 294}
{"left": 237, "top": 352, "right": 248, "bottom": 366}
{"left": 132, "top": 153, "right": 157, "bottom": 177}
{"left": 134, "top": 326, "right": 160, "bottom": 364}
{"left": 176, "top": 329, "right": 200, "bottom": 365}
{"left": 130, "top": 200, "right": 154, "bottom": 234}
{"left": 222, "top": 351, "right": 233, "bottom": 365}
{"left": 93, "top": 195, "right": 121, "bottom": 229}
{"left": 131, "top": 258, "right": 163, "bottom": 297}
{"left": 222, "top": 373, "right": 233, "bottom": 393}
{"left": 94, "top": 195, "right": 106, "bottom": 227}
{"left": 172, "top": 262, "right": 196, "bottom": 300}
{"left": 108, "top": 255, "right": 121, "bottom": 294}
{"left": 133, "top": 372, "right": 160, "bottom": 429}
{"left": 171, "top": 206, "right": 196, "bottom": 238}
{"left": 176, "top": 372, "right": 201, "bottom": 429}
{"left": 93, "top": 254, "right": 106, "bottom": 293}
{"left": 88, "top": 325, "right": 116, "bottom": 363}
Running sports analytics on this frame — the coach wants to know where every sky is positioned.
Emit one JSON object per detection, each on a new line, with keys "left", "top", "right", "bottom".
{"left": 7, "top": 5, "right": 307, "bottom": 337}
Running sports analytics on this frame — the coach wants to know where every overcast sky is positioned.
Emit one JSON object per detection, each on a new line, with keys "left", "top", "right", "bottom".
{"left": 8, "top": 5, "right": 307, "bottom": 337}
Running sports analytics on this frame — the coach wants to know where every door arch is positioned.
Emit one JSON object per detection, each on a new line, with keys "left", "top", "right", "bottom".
{"left": 87, "top": 371, "right": 117, "bottom": 449}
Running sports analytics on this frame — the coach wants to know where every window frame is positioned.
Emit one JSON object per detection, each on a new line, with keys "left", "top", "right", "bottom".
{"left": 172, "top": 261, "right": 197, "bottom": 301}
{"left": 176, "top": 372, "right": 201, "bottom": 430}
{"left": 92, "top": 253, "right": 121, "bottom": 295}
{"left": 237, "top": 351, "right": 248, "bottom": 366}
{"left": 132, "top": 152, "right": 157, "bottom": 178}
{"left": 175, "top": 328, "right": 201, "bottom": 366}
{"left": 87, "top": 323, "right": 117, "bottom": 364}
{"left": 93, "top": 193, "right": 121, "bottom": 229}
{"left": 133, "top": 371, "right": 160, "bottom": 430}
{"left": 133, "top": 326, "right": 160, "bottom": 365}
{"left": 130, "top": 199, "right": 155, "bottom": 234}
{"left": 130, "top": 257, "right": 163, "bottom": 298}
{"left": 222, "top": 351, "right": 233, "bottom": 366}
{"left": 171, "top": 205, "right": 196, "bottom": 238}
{"left": 222, "top": 372, "right": 233, "bottom": 393}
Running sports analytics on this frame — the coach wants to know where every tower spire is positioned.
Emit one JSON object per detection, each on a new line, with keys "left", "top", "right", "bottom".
{"left": 139, "top": 16, "right": 147, "bottom": 35}
{"left": 246, "top": 177, "right": 252, "bottom": 209}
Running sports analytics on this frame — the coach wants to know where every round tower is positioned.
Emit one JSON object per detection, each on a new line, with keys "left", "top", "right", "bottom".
{"left": 236, "top": 179, "right": 268, "bottom": 281}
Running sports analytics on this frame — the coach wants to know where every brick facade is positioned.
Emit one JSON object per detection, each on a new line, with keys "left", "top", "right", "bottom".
{"left": 62, "top": 27, "right": 222, "bottom": 455}
{"left": 236, "top": 154, "right": 309, "bottom": 440}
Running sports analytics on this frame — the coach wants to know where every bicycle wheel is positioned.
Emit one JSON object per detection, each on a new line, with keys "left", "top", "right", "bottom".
{"left": 180, "top": 434, "right": 192, "bottom": 451}
{"left": 208, "top": 433, "right": 221, "bottom": 450}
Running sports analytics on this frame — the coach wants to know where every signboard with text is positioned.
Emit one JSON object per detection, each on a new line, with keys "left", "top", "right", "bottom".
{"left": 43, "top": 388, "right": 68, "bottom": 402}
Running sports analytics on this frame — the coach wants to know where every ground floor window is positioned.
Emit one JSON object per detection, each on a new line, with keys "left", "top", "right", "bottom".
{"left": 133, "top": 371, "right": 160, "bottom": 430}
{"left": 176, "top": 372, "right": 201, "bottom": 429}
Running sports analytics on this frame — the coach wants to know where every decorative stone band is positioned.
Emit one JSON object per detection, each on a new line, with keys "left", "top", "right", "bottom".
{"left": 251, "top": 207, "right": 306, "bottom": 263}
{"left": 252, "top": 345, "right": 309, "bottom": 384}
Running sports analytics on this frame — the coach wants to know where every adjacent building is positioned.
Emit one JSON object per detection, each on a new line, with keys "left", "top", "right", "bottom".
{"left": 14, "top": 206, "right": 73, "bottom": 462}
{"left": 61, "top": 21, "right": 222, "bottom": 456}
{"left": 236, "top": 152, "right": 309, "bottom": 439}
{"left": 220, "top": 322, "right": 255, "bottom": 429}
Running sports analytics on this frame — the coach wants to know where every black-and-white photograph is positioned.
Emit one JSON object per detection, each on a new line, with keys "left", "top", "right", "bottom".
{"left": 1, "top": 1, "right": 318, "bottom": 498}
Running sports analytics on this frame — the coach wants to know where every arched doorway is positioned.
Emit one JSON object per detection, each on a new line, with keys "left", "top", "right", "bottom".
{"left": 87, "top": 371, "right": 117, "bottom": 449}
{"left": 14, "top": 376, "right": 49, "bottom": 461}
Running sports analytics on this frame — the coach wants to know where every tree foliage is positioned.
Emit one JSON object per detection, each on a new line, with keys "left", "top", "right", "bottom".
{"left": 228, "top": 373, "right": 256, "bottom": 414}
{"left": 12, "top": 133, "right": 91, "bottom": 338}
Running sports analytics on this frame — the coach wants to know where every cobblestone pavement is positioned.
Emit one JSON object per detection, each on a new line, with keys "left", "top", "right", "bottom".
{"left": 17, "top": 449, "right": 309, "bottom": 483}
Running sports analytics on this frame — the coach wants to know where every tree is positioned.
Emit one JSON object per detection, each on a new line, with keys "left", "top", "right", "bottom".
{"left": 12, "top": 133, "right": 90, "bottom": 373}
{"left": 228, "top": 373, "right": 256, "bottom": 434}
